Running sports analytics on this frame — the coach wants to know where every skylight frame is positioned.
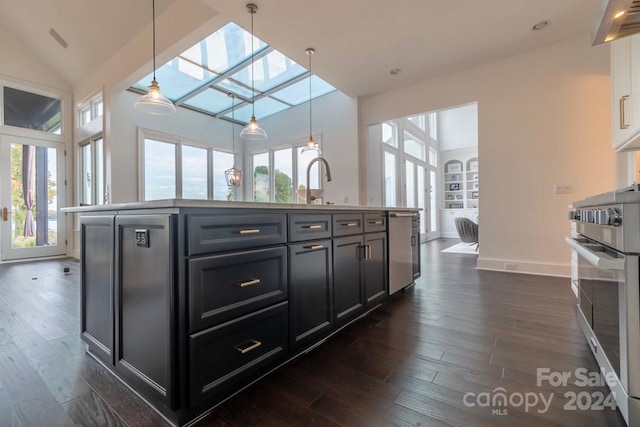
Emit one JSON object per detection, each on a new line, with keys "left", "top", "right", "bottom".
{"left": 129, "top": 21, "right": 336, "bottom": 123}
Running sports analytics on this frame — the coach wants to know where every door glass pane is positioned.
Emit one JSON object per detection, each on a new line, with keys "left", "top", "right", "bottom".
{"left": 253, "top": 152, "right": 270, "bottom": 202}
{"left": 144, "top": 139, "right": 176, "bottom": 200}
{"left": 297, "top": 147, "right": 320, "bottom": 204}
{"left": 430, "top": 169, "right": 438, "bottom": 232}
{"left": 9, "top": 143, "right": 58, "bottom": 248}
{"left": 4, "top": 87, "right": 61, "bottom": 133}
{"left": 213, "top": 150, "right": 234, "bottom": 200}
{"left": 274, "top": 148, "right": 293, "bottom": 203}
{"left": 406, "top": 160, "right": 415, "bottom": 208}
{"left": 95, "top": 138, "right": 104, "bottom": 204}
{"left": 384, "top": 151, "right": 396, "bottom": 206}
{"left": 182, "top": 145, "right": 208, "bottom": 199}
{"left": 417, "top": 165, "right": 426, "bottom": 233}
{"left": 81, "top": 144, "right": 92, "bottom": 205}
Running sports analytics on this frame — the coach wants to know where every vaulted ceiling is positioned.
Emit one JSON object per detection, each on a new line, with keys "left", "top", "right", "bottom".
{"left": 0, "top": 0, "right": 604, "bottom": 97}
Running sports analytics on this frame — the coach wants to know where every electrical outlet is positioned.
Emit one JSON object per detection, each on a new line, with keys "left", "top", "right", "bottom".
{"left": 504, "top": 263, "right": 517, "bottom": 271}
{"left": 343, "top": 195, "right": 349, "bottom": 203}
{"left": 554, "top": 184, "right": 573, "bottom": 195}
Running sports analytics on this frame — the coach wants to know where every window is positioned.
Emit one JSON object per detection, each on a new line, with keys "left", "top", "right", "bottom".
{"left": 382, "top": 122, "right": 397, "bottom": 147}
{"left": 404, "top": 131, "right": 426, "bottom": 161}
{"left": 248, "top": 138, "right": 321, "bottom": 204}
{"left": 407, "top": 114, "right": 425, "bottom": 131}
{"left": 253, "top": 152, "right": 270, "bottom": 202}
{"left": 3, "top": 86, "right": 61, "bottom": 133}
{"left": 77, "top": 94, "right": 103, "bottom": 126}
{"left": 132, "top": 22, "right": 335, "bottom": 122}
{"left": 384, "top": 151, "right": 396, "bottom": 206}
{"left": 140, "top": 130, "right": 236, "bottom": 201}
{"left": 79, "top": 136, "right": 104, "bottom": 205}
{"left": 144, "top": 138, "right": 177, "bottom": 200}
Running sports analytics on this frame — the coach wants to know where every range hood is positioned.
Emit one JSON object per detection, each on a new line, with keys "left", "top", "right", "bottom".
{"left": 593, "top": 0, "right": 640, "bottom": 45}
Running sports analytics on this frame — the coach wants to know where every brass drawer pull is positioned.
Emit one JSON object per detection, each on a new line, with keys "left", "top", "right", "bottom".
{"left": 235, "top": 339, "right": 262, "bottom": 354}
{"left": 303, "top": 224, "right": 323, "bottom": 229}
{"left": 237, "top": 278, "right": 261, "bottom": 288}
{"left": 369, "top": 220, "right": 383, "bottom": 225}
{"left": 344, "top": 222, "right": 358, "bottom": 227}
{"left": 621, "top": 95, "right": 630, "bottom": 129}
{"left": 239, "top": 229, "right": 261, "bottom": 235}
{"left": 304, "top": 244, "right": 324, "bottom": 250}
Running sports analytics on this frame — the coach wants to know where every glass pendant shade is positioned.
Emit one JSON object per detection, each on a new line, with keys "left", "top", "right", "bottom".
{"left": 240, "top": 115, "right": 267, "bottom": 140}
{"left": 225, "top": 166, "right": 243, "bottom": 187}
{"left": 135, "top": 80, "right": 176, "bottom": 115}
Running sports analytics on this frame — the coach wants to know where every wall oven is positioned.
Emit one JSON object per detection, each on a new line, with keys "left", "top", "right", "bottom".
{"left": 567, "top": 191, "right": 640, "bottom": 426}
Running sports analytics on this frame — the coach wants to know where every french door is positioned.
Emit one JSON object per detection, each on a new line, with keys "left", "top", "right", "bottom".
{"left": 0, "top": 134, "right": 66, "bottom": 260}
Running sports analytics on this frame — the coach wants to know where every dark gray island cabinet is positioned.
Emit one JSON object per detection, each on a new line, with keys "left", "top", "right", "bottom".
{"left": 69, "top": 202, "right": 419, "bottom": 426}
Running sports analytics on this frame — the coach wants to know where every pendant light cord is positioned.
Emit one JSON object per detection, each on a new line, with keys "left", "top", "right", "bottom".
{"left": 308, "top": 53, "right": 312, "bottom": 139}
{"left": 152, "top": 0, "right": 156, "bottom": 81}
{"left": 250, "top": 6, "right": 255, "bottom": 117}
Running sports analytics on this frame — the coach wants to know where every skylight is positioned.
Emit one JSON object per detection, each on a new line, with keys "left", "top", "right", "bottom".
{"left": 131, "top": 22, "right": 336, "bottom": 123}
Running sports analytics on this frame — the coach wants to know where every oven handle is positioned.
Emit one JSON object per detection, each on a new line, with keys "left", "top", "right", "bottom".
{"left": 564, "top": 236, "right": 625, "bottom": 271}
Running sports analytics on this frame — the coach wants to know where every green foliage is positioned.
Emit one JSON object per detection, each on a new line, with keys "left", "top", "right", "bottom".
{"left": 253, "top": 165, "right": 293, "bottom": 203}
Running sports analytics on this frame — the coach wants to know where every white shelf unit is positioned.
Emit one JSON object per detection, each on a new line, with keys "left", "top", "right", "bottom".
{"left": 441, "top": 149, "right": 479, "bottom": 237}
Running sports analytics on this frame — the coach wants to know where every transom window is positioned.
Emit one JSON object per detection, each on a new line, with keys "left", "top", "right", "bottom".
{"left": 131, "top": 22, "right": 335, "bottom": 124}
{"left": 3, "top": 86, "right": 61, "bottom": 134}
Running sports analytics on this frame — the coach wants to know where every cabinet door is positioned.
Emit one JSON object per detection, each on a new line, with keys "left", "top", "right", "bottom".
{"left": 115, "top": 214, "right": 176, "bottom": 409}
{"left": 289, "top": 240, "right": 333, "bottom": 348}
{"left": 333, "top": 235, "right": 364, "bottom": 324}
{"left": 612, "top": 37, "right": 632, "bottom": 149}
{"left": 80, "top": 215, "right": 115, "bottom": 365}
{"left": 364, "top": 232, "right": 387, "bottom": 307}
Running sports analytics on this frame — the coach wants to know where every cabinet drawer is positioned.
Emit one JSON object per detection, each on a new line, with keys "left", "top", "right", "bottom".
{"left": 288, "top": 214, "right": 331, "bottom": 242}
{"left": 187, "top": 213, "right": 286, "bottom": 255}
{"left": 364, "top": 212, "right": 387, "bottom": 233}
{"left": 333, "top": 213, "right": 363, "bottom": 236}
{"left": 188, "top": 247, "right": 287, "bottom": 332}
{"left": 189, "top": 302, "right": 288, "bottom": 408}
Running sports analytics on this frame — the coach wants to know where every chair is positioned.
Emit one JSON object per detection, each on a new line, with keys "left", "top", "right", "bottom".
{"left": 454, "top": 217, "right": 479, "bottom": 251}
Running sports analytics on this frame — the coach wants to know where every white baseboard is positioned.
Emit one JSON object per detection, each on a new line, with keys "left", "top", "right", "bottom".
{"left": 477, "top": 256, "right": 570, "bottom": 278}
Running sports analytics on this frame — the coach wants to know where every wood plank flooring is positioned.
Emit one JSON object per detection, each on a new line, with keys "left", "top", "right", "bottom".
{"left": 0, "top": 239, "right": 627, "bottom": 426}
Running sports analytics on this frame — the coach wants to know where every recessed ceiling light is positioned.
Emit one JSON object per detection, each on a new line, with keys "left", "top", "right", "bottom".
{"left": 614, "top": 10, "right": 625, "bottom": 19}
{"left": 390, "top": 68, "right": 402, "bottom": 75}
{"left": 532, "top": 20, "right": 550, "bottom": 31}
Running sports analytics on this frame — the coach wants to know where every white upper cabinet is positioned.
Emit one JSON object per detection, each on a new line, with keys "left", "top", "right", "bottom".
{"left": 612, "top": 34, "right": 640, "bottom": 151}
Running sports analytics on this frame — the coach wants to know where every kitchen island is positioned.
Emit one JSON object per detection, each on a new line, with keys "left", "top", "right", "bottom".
{"left": 62, "top": 200, "right": 419, "bottom": 426}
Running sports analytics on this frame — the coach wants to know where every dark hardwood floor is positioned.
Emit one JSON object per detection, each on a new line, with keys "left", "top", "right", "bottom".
{"left": 0, "top": 239, "right": 627, "bottom": 426}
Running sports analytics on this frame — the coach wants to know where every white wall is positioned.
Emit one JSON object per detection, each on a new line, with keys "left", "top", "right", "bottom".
{"left": 438, "top": 103, "right": 478, "bottom": 151}
{"left": 359, "top": 36, "right": 616, "bottom": 277}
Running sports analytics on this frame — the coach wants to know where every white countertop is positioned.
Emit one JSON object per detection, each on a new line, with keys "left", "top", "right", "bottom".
{"left": 61, "top": 199, "right": 420, "bottom": 213}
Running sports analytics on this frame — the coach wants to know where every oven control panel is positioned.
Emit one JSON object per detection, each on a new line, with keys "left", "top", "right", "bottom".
{"left": 569, "top": 207, "right": 621, "bottom": 226}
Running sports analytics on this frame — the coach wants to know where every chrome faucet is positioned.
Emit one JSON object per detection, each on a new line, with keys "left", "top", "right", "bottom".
{"left": 306, "top": 156, "right": 332, "bottom": 204}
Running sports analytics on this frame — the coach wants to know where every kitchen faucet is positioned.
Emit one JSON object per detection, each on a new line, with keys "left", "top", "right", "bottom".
{"left": 306, "top": 157, "right": 332, "bottom": 204}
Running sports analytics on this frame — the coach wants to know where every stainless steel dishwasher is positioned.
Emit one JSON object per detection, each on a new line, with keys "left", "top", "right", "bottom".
{"left": 388, "top": 212, "right": 415, "bottom": 294}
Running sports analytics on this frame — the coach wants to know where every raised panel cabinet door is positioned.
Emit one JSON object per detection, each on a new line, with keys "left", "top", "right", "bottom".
{"left": 289, "top": 239, "right": 333, "bottom": 348}
{"left": 115, "top": 214, "right": 176, "bottom": 409}
{"left": 80, "top": 214, "right": 115, "bottom": 365}
{"left": 364, "top": 232, "right": 388, "bottom": 307}
{"left": 612, "top": 36, "right": 632, "bottom": 149}
{"left": 333, "top": 235, "right": 364, "bottom": 324}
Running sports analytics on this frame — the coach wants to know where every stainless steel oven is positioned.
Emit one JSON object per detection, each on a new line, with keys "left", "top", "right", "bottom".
{"left": 567, "top": 192, "right": 640, "bottom": 426}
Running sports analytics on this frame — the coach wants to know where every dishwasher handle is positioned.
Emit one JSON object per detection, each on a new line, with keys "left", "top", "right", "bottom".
{"left": 389, "top": 212, "right": 417, "bottom": 218}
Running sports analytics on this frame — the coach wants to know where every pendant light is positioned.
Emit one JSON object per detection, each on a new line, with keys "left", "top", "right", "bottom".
{"left": 301, "top": 48, "right": 320, "bottom": 153}
{"left": 134, "top": 0, "right": 176, "bottom": 115}
{"left": 240, "top": 3, "right": 267, "bottom": 140}
{"left": 225, "top": 94, "right": 243, "bottom": 187}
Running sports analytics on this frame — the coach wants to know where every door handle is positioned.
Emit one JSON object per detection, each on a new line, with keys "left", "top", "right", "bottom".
{"left": 2, "top": 207, "right": 8, "bottom": 222}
